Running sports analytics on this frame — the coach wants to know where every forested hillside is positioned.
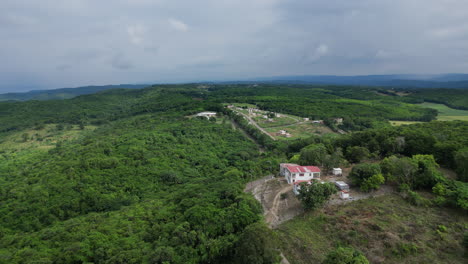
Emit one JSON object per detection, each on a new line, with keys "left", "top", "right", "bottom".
{"left": 0, "top": 84, "right": 467, "bottom": 263}
{"left": 0, "top": 111, "right": 279, "bottom": 262}
{"left": 0, "top": 84, "right": 148, "bottom": 102}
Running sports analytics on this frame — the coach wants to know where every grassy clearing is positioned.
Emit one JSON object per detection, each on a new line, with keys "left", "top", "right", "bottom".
{"left": 253, "top": 114, "right": 299, "bottom": 128}
{"left": 390, "top": 121, "right": 425, "bottom": 126}
{"left": 0, "top": 124, "right": 97, "bottom": 153}
{"left": 228, "top": 103, "right": 335, "bottom": 139}
{"left": 265, "top": 123, "right": 335, "bottom": 140}
{"left": 419, "top": 102, "right": 468, "bottom": 121}
{"left": 391, "top": 102, "right": 468, "bottom": 125}
{"left": 277, "top": 194, "right": 467, "bottom": 264}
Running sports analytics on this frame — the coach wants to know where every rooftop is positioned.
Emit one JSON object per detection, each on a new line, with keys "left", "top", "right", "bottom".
{"left": 286, "top": 165, "right": 321, "bottom": 173}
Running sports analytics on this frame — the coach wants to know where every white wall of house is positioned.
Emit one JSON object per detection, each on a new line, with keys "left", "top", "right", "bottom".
{"left": 288, "top": 171, "right": 320, "bottom": 184}
{"left": 280, "top": 164, "right": 321, "bottom": 184}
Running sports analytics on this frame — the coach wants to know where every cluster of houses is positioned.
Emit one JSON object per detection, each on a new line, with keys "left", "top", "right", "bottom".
{"left": 277, "top": 130, "right": 292, "bottom": 138}
{"left": 280, "top": 163, "right": 349, "bottom": 199}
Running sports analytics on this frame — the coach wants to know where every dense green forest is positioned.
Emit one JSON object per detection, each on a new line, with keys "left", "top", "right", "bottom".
{"left": 0, "top": 114, "right": 281, "bottom": 263}
{"left": 0, "top": 84, "right": 467, "bottom": 263}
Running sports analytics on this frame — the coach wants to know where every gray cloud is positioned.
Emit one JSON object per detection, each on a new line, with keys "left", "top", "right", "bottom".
{"left": 111, "top": 53, "right": 133, "bottom": 70}
{"left": 1, "top": 0, "right": 468, "bottom": 92}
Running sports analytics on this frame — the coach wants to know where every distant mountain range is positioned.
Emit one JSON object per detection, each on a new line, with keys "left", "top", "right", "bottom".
{"left": 1, "top": 74, "right": 468, "bottom": 102}
{"left": 245, "top": 74, "right": 468, "bottom": 88}
{"left": 0, "top": 84, "right": 149, "bottom": 102}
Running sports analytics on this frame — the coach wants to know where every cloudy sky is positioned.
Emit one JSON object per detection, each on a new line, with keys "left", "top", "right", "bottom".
{"left": 1, "top": 0, "right": 468, "bottom": 92}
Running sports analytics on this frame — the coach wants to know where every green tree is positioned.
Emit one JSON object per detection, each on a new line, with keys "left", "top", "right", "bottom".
{"left": 323, "top": 247, "right": 369, "bottom": 264}
{"left": 223, "top": 168, "right": 243, "bottom": 180}
{"left": 349, "top": 163, "right": 381, "bottom": 187}
{"left": 412, "top": 154, "right": 444, "bottom": 189}
{"left": 360, "top": 173, "right": 385, "bottom": 192}
{"left": 289, "top": 154, "right": 300, "bottom": 164}
{"left": 380, "top": 156, "right": 417, "bottom": 186}
{"left": 346, "top": 146, "right": 370, "bottom": 163}
{"left": 323, "top": 148, "right": 344, "bottom": 173}
{"left": 454, "top": 148, "right": 468, "bottom": 182}
{"left": 298, "top": 181, "right": 337, "bottom": 210}
{"left": 21, "top": 133, "right": 29, "bottom": 142}
{"left": 299, "top": 143, "right": 327, "bottom": 166}
{"left": 233, "top": 223, "right": 281, "bottom": 264}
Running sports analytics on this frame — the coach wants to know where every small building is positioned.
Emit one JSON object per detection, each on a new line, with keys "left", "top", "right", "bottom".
{"left": 263, "top": 115, "right": 268, "bottom": 119}
{"left": 340, "top": 190, "right": 350, "bottom": 199}
{"left": 278, "top": 130, "right": 287, "bottom": 135}
{"left": 279, "top": 163, "right": 321, "bottom": 184}
{"left": 332, "top": 168, "right": 342, "bottom": 176}
{"left": 312, "top": 120, "right": 324, "bottom": 124}
{"left": 275, "top": 113, "right": 281, "bottom": 118}
{"left": 335, "top": 181, "right": 349, "bottom": 191}
{"left": 304, "top": 118, "right": 310, "bottom": 121}
{"left": 285, "top": 133, "right": 292, "bottom": 138}
{"left": 334, "top": 118, "right": 344, "bottom": 124}
{"left": 196, "top": 112, "right": 217, "bottom": 118}
{"left": 267, "top": 118, "right": 274, "bottom": 122}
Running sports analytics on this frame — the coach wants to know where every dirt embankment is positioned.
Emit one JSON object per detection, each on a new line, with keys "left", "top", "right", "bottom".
{"left": 245, "top": 176, "right": 303, "bottom": 229}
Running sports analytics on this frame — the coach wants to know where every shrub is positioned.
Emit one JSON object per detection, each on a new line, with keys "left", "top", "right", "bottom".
{"left": 298, "top": 181, "right": 337, "bottom": 210}
{"left": 392, "top": 242, "right": 418, "bottom": 258}
{"left": 323, "top": 247, "right": 369, "bottom": 264}
{"left": 406, "top": 191, "right": 431, "bottom": 207}
{"left": 360, "top": 173, "right": 385, "bottom": 192}
{"left": 349, "top": 163, "right": 381, "bottom": 186}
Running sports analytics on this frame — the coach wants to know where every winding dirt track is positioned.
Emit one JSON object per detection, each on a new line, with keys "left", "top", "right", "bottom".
{"left": 265, "top": 185, "right": 293, "bottom": 228}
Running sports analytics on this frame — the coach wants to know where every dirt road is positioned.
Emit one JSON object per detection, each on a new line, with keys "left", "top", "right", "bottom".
{"left": 237, "top": 112, "right": 277, "bottom": 141}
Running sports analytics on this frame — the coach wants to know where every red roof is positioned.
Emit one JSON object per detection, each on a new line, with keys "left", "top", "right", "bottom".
{"left": 286, "top": 165, "right": 321, "bottom": 173}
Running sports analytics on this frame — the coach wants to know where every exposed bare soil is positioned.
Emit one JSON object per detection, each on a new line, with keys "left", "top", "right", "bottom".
{"left": 245, "top": 176, "right": 304, "bottom": 228}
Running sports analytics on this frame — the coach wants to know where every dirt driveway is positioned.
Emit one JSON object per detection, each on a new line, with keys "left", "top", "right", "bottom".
{"left": 245, "top": 174, "right": 395, "bottom": 227}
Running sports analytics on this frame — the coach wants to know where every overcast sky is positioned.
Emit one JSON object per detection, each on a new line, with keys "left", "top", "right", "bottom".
{"left": 1, "top": 0, "right": 468, "bottom": 92}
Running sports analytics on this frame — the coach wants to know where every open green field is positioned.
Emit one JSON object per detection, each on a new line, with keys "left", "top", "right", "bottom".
{"left": 390, "top": 121, "right": 425, "bottom": 126}
{"left": 264, "top": 123, "right": 335, "bottom": 140}
{"left": 253, "top": 113, "right": 300, "bottom": 128}
{"left": 420, "top": 102, "right": 468, "bottom": 121}
{"left": 0, "top": 124, "right": 97, "bottom": 153}
{"left": 391, "top": 102, "right": 468, "bottom": 126}
{"left": 229, "top": 103, "right": 335, "bottom": 139}
{"left": 277, "top": 194, "right": 467, "bottom": 264}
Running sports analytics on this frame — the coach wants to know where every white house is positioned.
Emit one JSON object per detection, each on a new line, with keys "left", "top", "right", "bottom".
{"left": 279, "top": 163, "right": 321, "bottom": 184}
{"left": 304, "top": 118, "right": 310, "bottom": 121}
{"left": 196, "top": 112, "right": 217, "bottom": 118}
{"left": 332, "top": 168, "right": 342, "bottom": 176}
{"left": 334, "top": 118, "right": 344, "bottom": 124}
